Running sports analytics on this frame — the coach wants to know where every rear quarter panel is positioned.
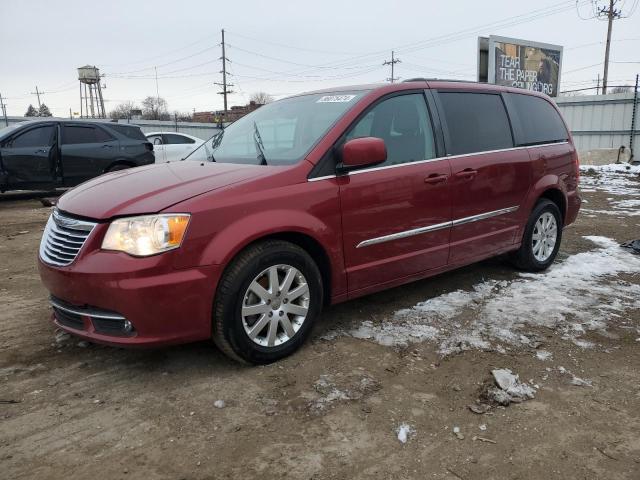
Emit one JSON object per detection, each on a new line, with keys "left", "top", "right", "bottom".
{"left": 517, "top": 141, "right": 578, "bottom": 238}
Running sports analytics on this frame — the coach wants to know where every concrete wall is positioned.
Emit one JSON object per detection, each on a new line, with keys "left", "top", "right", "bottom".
{"left": 555, "top": 92, "right": 638, "bottom": 163}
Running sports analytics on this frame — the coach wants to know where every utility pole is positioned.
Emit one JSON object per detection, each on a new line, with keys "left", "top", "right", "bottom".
{"left": 31, "top": 86, "right": 44, "bottom": 108}
{"left": 383, "top": 51, "right": 401, "bottom": 83}
{"left": 155, "top": 66, "right": 161, "bottom": 120}
{"left": 596, "top": 74, "right": 601, "bottom": 95}
{"left": 630, "top": 74, "right": 638, "bottom": 161}
{"left": 0, "top": 92, "right": 8, "bottom": 126}
{"left": 597, "top": 0, "right": 622, "bottom": 94}
{"left": 214, "top": 29, "right": 234, "bottom": 119}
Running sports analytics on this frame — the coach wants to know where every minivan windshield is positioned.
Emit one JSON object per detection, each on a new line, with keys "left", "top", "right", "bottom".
{"left": 204, "top": 91, "right": 367, "bottom": 166}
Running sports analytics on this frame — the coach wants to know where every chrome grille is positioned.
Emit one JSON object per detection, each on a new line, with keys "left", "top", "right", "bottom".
{"left": 39, "top": 210, "right": 96, "bottom": 267}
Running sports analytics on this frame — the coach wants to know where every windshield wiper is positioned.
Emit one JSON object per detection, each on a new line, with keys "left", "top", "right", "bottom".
{"left": 180, "top": 129, "right": 224, "bottom": 162}
{"left": 253, "top": 122, "right": 267, "bottom": 166}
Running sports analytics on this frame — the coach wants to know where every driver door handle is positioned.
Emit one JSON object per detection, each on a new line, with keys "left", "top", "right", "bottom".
{"left": 35, "top": 148, "right": 48, "bottom": 154}
{"left": 424, "top": 173, "right": 449, "bottom": 185}
{"left": 101, "top": 144, "right": 114, "bottom": 148}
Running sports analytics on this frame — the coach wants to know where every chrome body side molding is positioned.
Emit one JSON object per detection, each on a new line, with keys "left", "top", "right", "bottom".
{"left": 356, "top": 206, "right": 519, "bottom": 248}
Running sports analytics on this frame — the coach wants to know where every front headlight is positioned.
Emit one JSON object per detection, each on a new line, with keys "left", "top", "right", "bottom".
{"left": 101, "top": 214, "right": 190, "bottom": 257}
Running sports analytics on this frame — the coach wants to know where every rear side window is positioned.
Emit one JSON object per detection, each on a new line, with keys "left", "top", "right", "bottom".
{"left": 507, "top": 93, "right": 568, "bottom": 145}
{"left": 11, "top": 125, "right": 55, "bottom": 148}
{"left": 110, "top": 124, "right": 147, "bottom": 141}
{"left": 438, "top": 92, "right": 513, "bottom": 155}
{"left": 164, "top": 133, "right": 195, "bottom": 144}
{"left": 63, "top": 125, "right": 112, "bottom": 144}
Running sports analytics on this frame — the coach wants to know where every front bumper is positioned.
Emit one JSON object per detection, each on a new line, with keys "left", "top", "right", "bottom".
{"left": 38, "top": 250, "right": 221, "bottom": 347}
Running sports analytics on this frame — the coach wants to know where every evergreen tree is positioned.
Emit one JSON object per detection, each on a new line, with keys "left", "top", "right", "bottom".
{"left": 38, "top": 104, "right": 52, "bottom": 117}
{"left": 25, "top": 104, "right": 38, "bottom": 117}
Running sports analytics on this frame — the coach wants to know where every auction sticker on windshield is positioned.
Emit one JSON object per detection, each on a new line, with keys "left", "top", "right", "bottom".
{"left": 316, "top": 95, "right": 357, "bottom": 103}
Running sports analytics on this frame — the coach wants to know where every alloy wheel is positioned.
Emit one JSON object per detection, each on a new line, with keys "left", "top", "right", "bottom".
{"left": 531, "top": 212, "right": 558, "bottom": 262}
{"left": 241, "top": 264, "right": 310, "bottom": 347}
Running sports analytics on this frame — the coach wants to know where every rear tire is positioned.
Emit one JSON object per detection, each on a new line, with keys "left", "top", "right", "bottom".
{"left": 212, "top": 240, "right": 323, "bottom": 364}
{"left": 510, "top": 199, "right": 563, "bottom": 272}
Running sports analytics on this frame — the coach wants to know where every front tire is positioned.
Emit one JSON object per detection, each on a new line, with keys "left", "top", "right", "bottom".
{"left": 212, "top": 240, "right": 323, "bottom": 364}
{"left": 510, "top": 199, "right": 563, "bottom": 272}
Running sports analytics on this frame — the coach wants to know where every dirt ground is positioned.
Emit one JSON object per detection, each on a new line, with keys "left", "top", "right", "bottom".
{"left": 1, "top": 171, "right": 639, "bottom": 480}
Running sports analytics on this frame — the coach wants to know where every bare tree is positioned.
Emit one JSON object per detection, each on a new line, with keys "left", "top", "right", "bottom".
{"left": 173, "top": 111, "right": 193, "bottom": 122}
{"left": 609, "top": 85, "right": 632, "bottom": 94}
{"left": 250, "top": 91, "right": 274, "bottom": 105}
{"left": 141, "top": 96, "right": 170, "bottom": 120}
{"left": 109, "top": 101, "right": 140, "bottom": 120}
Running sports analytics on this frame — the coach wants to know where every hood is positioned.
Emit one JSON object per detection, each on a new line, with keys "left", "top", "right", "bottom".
{"left": 57, "top": 161, "right": 266, "bottom": 219}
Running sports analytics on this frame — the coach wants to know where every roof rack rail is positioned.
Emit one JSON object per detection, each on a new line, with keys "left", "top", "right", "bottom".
{"left": 402, "top": 78, "right": 483, "bottom": 83}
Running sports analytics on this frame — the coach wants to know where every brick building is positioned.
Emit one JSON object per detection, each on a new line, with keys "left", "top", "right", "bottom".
{"left": 193, "top": 101, "right": 262, "bottom": 124}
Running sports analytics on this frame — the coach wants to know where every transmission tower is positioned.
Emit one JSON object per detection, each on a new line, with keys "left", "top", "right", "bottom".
{"left": 383, "top": 51, "right": 401, "bottom": 83}
{"left": 214, "top": 29, "right": 234, "bottom": 119}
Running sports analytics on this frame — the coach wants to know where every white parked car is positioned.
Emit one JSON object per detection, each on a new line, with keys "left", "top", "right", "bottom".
{"left": 145, "top": 132, "right": 210, "bottom": 163}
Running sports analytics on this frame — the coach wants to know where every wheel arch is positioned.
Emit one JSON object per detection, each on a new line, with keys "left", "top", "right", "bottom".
{"left": 539, "top": 187, "right": 567, "bottom": 222}
{"left": 225, "top": 231, "right": 334, "bottom": 306}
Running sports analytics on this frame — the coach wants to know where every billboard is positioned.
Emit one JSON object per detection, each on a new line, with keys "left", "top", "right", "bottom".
{"left": 477, "top": 35, "right": 563, "bottom": 97}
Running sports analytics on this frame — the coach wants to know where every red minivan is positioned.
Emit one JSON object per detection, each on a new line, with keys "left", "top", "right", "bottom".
{"left": 38, "top": 80, "right": 581, "bottom": 363}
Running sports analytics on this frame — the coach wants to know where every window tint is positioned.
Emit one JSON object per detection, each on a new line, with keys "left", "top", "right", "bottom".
{"left": 11, "top": 125, "right": 55, "bottom": 148}
{"left": 508, "top": 93, "right": 568, "bottom": 145}
{"left": 111, "top": 124, "right": 147, "bottom": 140}
{"left": 164, "top": 133, "right": 195, "bottom": 144}
{"left": 439, "top": 92, "right": 513, "bottom": 155}
{"left": 345, "top": 94, "right": 436, "bottom": 167}
{"left": 63, "top": 125, "right": 112, "bottom": 144}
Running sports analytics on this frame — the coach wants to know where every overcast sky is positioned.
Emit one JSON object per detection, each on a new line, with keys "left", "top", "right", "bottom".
{"left": 1, "top": 0, "right": 638, "bottom": 117}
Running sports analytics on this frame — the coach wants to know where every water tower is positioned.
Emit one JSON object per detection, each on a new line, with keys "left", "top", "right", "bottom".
{"left": 78, "top": 65, "right": 106, "bottom": 118}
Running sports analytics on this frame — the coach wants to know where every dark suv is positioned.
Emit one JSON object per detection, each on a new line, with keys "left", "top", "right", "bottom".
{"left": 0, "top": 120, "right": 154, "bottom": 192}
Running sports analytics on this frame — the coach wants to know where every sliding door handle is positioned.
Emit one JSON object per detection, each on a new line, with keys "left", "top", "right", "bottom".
{"left": 455, "top": 168, "right": 478, "bottom": 179}
{"left": 424, "top": 173, "right": 449, "bottom": 185}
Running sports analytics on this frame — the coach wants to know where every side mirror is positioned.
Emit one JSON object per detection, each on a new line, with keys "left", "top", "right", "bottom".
{"left": 341, "top": 137, "right": 386, "bottom": 170}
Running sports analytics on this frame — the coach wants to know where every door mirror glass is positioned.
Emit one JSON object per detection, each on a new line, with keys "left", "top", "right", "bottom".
{"left": 341, "top": 137, "right": 386, "bottom": 169}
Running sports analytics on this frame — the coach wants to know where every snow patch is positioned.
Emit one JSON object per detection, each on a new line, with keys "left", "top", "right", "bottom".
{"left": 492, "top": 369, "right": 536, "bottom": 399}
{"left": 536, "top": 350, "right": 553, "bottom": 361}
{"left": 329, "top": 236, "right": 640, "bottom": 355}
{"left": 580, "top": 164, "right": 640, "bottom": 197}
{"left": 396, "top": 423, "right": 415, "bottom": 444}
